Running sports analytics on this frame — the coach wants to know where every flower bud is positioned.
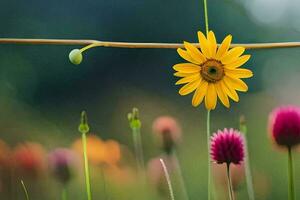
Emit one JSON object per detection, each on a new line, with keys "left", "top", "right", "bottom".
{"left": 69, "top": 49, "right": 83, "bottom": 65}
{"left": 128, "top": 108, "right": 141, "bottom": 129}
{"left": 78, "top": 111, "right": 90, "bottom": 134}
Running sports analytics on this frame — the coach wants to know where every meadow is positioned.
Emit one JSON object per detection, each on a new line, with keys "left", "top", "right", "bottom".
{"left": 1, "top": 0, "right": 300, "bottom": 200}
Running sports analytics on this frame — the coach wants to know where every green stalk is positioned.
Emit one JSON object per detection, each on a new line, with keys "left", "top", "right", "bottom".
{"left": 203, "top": 0, "right": 211, "bottom": 196}
{"left": 206, "top": 110, "right": 211, "bottom": 200}
{"left": 239, "top": 116, "right": 255, "bottom": 200}
{"left": 226, "top": 163, "right": 234, "bottom": 200}
{"left": 203, "top": 0, "right": 209, "bottom": 34}
{"left": 128, "top": 108, "right": 145, "bottom": 179}
{"left": 61, "top": 187, "right": 67, "bottom": 200}
{"left": 82, "top": 132, "right": 92, "bottom": 200}
{"left": 20, "top": 180, "right": 30, "bottom": 200}
{"left": 132, "top": 127, "right": 145, "bottom": 174}
{"left": 78, "top": 111, "right": 92, "bottom": 200}
{"left": 288, "top": 147, "right": 295, "bottom": 200}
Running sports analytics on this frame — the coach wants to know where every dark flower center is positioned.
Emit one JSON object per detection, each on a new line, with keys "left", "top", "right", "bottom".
{"left": 201, "top": 59, "right": 224, "bottom": 82}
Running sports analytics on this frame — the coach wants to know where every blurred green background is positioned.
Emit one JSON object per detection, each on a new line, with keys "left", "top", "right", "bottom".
{"left": 1, "top": 0, "right": 300, "bottom": 199}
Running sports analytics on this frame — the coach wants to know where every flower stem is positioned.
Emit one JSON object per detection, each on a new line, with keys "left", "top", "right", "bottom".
{"left": 239, "top": 116, "right": 255, "bottom": 200}
{"left": 82, "top": 132, "right": 92, "bottom": 200}
{"left": 160, "top": 158, "right": 175, "bottom": 200}
{"left": 203, "top": 0, "right": 209, "bottom": 35}
{"left": 226, "top": 163, "right": 234, "bottom": 200}
{"left": 206, "top": 110, "right": 211, "bottom": 200}
{"left": 173, "top": 150, "right": 190, "bottom": 200}
{"left": 1, "top": 38, "right": 300, "bottom": 50}
{"left": 80, "top": 43, "right": 97, "bottom": 53}
{"left": 128, "top": 108, "right": 145, "bottom": 179}
{"left": 288, "top": 147, "right": 295, "bottom": 200}
{"left": 61, "top": 187, "right": 67, "bottom": 200}
{"left": 203, "top": 0, "right": 211, "bottom": 195}
{"left": 132, "top": 127, "right": 146, "bottom": 178}
{"left": 20, "top": 180, "right": 30, "bottom": 200}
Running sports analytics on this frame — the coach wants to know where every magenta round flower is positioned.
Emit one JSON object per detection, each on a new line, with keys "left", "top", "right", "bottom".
{"left": 269, "top": 106, "right": 300, "bottom": 148}
{"left": 211, "top": 128, "right": 244, "bottom": 165}
{"left": 48, "top": 148, "right": 79, "bottom": 184}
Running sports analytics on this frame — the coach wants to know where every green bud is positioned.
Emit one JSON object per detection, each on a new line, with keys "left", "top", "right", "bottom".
{"left": 128, "top": 107, "right": 141, "bottom": 129}
{"left": 69, "top": 49, "right": 83, "bottom": 65}
{"left": 78, "top": 111, "right": 90, "bottom": 134}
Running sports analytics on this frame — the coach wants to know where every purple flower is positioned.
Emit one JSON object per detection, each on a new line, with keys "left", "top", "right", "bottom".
{"left": 210, "top": 128, "right": 244, "bottom": 165}
{"left": 269, "top": 105, "right": 300, "bottom": 148}
{"left": 48, "top": 148, "right": 79, "bottom": 184}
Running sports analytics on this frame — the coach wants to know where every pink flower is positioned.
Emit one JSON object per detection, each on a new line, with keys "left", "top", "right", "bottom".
{"left": 269, "top": 106, "right": 300, "bottom": 148}
{"left": 210, "top": 128, "right": 244, "bottom": 165}
{"left": 152, "top": 116, "right": 181, "bottom": 153}
{"left": 48, "top": 148, "right": 79, "bottom": 184}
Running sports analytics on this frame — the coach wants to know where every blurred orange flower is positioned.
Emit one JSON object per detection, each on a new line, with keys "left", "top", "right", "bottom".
{"left": 72, "top": 134, "right": 121, "bottom": 166}
{"left": 12, "top": 142, "right": 47, "bottom": 178}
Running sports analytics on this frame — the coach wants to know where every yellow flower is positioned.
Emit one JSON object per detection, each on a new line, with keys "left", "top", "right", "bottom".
{"left": 173, "top": 31, "right": 253, "bottom": 110}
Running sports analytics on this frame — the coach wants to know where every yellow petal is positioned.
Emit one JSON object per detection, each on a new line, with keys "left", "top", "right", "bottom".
{"left": 208, "top": 31, "right": 217, "bottom": 57}
{"left": 173, "top": 63, "right": 201, "bottom": 73}
{"left": 192, "top": 81, "right": 208, "bottom": 107}
{"left": 224, "top": 55, "right": 251, "bottom": 69}
{"left": 197, "top": 31, "right": 211, "bottom": 58}
{"left": 205, "top": 83, "right": 217, "bottom": 110}
{"left": 174, "top": 72, "right": 197, "bottom": 77}
{"left": 220, "top": 80, "right": 239, "bottom": 102}
{"left": 176, "top": 73, "right": 201, "bottom": 85}
{"left": 215, "top": 82, "right": 230, "bottom": 108}
{"left": 224, "top": 76, "right": 248, "bottom": 92}
{"left": 216, "top": 35, "right": 232, "bottom": 59}
{"left": 177, "top": 48, "right": 201, "bottom": 64}
{"left": 183, "top": 42, "right": 206, "bottom": 63}
{"left": 225, "top": 68, "right": 253, "bottom": 78}
{"left": 179, "top": 80, "right": 200, "bottom": 96}
{"left": 221, "top": 47, "right": 245, "bottom": 64}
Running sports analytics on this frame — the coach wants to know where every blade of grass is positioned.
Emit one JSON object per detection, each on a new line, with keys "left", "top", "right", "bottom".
{"left": 160, "top": 158, "right": 175, "bottom": 200}
{"left": 20, "top": 180, "right": 30, "bottom": 200}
